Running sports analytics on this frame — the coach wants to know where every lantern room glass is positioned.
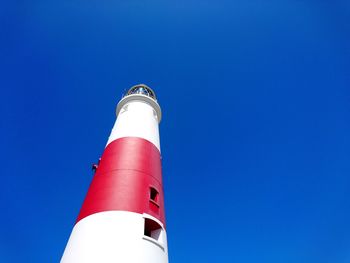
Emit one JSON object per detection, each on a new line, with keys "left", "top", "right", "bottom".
{"left": 127, "top": 85, "right": 156, "bottom": 100}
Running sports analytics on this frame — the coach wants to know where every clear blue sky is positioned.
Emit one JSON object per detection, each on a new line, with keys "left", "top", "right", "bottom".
{"left": 1, "top": 1, "right": 350, "bottom": 262}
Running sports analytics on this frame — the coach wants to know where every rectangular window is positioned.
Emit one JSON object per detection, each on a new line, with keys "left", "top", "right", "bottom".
{"left": 150, "top": 187, "right": 159, "bottom": 203}
{"left": 144, "top": 218, "right": 164, "bottom": 245}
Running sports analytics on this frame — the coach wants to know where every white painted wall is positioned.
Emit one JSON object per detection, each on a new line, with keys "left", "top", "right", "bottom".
{"left": 107, "top": 100, "right": 161, "bottom": 151}
{"left": 61, "top": 211, "right": 168, "bottom": 263}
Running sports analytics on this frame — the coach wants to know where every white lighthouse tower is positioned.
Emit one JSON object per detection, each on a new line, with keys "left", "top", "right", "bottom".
{"left": 61, "top": 84, "right": 168, "bottom": 263}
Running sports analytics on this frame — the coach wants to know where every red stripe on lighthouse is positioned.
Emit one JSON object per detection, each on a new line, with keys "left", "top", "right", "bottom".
{"left": 76, "top": 137, "right": 166, "bottom": 226}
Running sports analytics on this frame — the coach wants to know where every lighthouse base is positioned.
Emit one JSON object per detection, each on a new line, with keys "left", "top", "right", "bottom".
{"left": 61, "top": 211, "right": 168, "bottom": 263}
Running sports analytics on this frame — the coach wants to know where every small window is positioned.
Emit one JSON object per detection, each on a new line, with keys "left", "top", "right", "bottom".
{"left": 153, "top": 109, "right": 158, "bottom": 119}
{"left": 120, "top": 105, "right": 128, "bottom": 114}
{"left": 144, "top": 218, "right": 164, "bottom": 244}
{"left": 150, "top": 187, "right": 159, "bottom": 203}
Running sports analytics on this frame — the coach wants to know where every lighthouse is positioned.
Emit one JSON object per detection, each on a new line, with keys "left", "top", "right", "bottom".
{"left": 61, "top": 85, "right": 168, "bottom": 263}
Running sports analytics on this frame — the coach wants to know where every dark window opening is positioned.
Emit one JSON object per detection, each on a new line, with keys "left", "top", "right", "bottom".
{"left": 144, "top": 218, "right": 163, "bottom": 242}
{"left": 150, "top": 187, "right": 159, "bottom": 203}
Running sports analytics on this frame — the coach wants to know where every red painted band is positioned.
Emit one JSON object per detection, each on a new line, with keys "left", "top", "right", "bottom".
{"left": 76, "top": 137, "right": 166, "bottom": 227}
